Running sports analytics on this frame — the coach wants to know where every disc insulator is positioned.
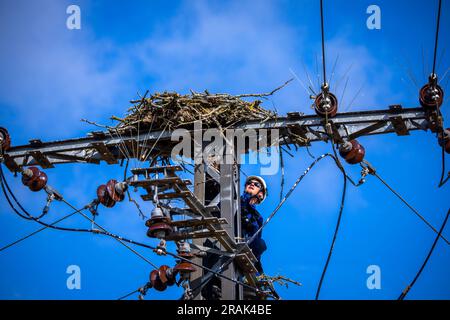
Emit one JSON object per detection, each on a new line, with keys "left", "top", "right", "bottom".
{"left": 158, "top": 265, "right": 176, "bottom": 287}
{"left": 419, "top": 83, "right": 444, "bottom": 109}
{"left": 21, "top": 167, "right": 48, "bottom": 192}
{"left": 96, "top": 184, "right": 116, "bottom": 208}
{"left": 314, "top": 92, "right": 338, "bottom": 118}
{"left": 106, "top": 179, "right": 125, "bottom": 202}
{"left": 149, "top": 269, "right": 167, "bottom": 292}
{"left": 339, "top": 140, "right": 365, "bottom": 164}
{"left": 146, "top": 222, "right": 173, "bottom": 239}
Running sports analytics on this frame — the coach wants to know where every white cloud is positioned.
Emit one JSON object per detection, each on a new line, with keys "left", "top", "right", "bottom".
{"left": 0, "top": 0, "right": 134, "bottom": 139}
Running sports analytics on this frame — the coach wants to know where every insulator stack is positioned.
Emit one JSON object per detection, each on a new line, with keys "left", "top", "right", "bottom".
{"left": 96, "top": 179, "right": 127, "bottom": 208}
{"left": 438, "top": 128, "right": 450, "bottom": 154}
{"left": 149, "top": 269, "right": 166, "bottom": 291}
{"left": 146, "top": 265, "right": 177, "bottom": 292}
{"left": 314, "top": 91, "right": 338, "bottom": 118}
{"left": 0, "top": 127, "right": 11, "bottom": 151}
{"left": 145, "top": 206, "right": 173, "bottom": 239}
{"left": 419, "top": 76, "right": 444, "bottom": 109}
{"left": 21, "top": 167, "right": 48, "bottom": 192}
{"left": 174, "top": 241, "right": 196, "bottom": 281}
{"left": 158, "top": 265, "right": 177, "bottom": 287}
{"left": 339, "top": 140, "right": 366, "bottom": 164}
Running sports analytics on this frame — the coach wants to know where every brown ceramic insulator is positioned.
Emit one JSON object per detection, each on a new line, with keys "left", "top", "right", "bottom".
{"left": 149, "top": 269, "right": 167, "bottom": 292}
{"left": 96, "top": 184, "right": 116, "bottom": 208}
{"left": 158, "top": 265, "right": 176, "bottom": 286}
{"left": 419, "top": 83, "right": 444, "bottom": 109}
{"left": 177, "top": 251, "right": 195, "bottom": 259}
{"left": 438, "top": 128, "right": 450, "bottom": 154}
{"left": 21, "top": 167, "right": 48, "bottom": 192}
{"left": 106, "top": 179, "right": 125, "bottom": 202}
{"left": 173, "top": 261, "right": 196, "bottom": 274}
{"left": 146, "top": 222, "right": 173, "bottom": 238}
{"left": 145, "top": 207, "right": 171, "bottom": 227}
{"left": 0, "top": 127, "right": 11, "bottom": 151}
{"left": 314, "top": 92, "right": 338, "bottom": 118}
{"left": 145, "top": 216, "right": 171, "bottom": 227}
{"left": 446, "top": 140, "right": 450, "bottom": 154}
{"left": 339, "top": 140, "right": 365, "bottom": 165}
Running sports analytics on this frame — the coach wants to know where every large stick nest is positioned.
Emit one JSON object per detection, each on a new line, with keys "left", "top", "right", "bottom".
{"left": 111, "top": 80, "right": 292, "bottom": 133}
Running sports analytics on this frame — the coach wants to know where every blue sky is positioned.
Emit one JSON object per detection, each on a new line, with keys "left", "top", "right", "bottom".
{"left": 0, "top": 0, "right": 449, "bottom": 300}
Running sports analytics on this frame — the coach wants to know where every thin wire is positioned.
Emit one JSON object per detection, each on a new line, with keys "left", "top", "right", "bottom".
{"left": 57, "top": 194, "right": 259, "bottom": 293}
{"left": 289, "top": 68, "right": 314, "bottom": 96}
{"left": 438, "top": 110, "right": 448, "bottom": 188}
{"left": 0, "top": 209, "right": 81, "bottom": 253}
{"left": 190, "top": 153, "right": 344, "bottom": 295}
{"left": 247, "top": 153, "right": 336, "bottom": 245}
{"left": 63, "top": 198, "right": 160, "bottom": 269}
{"left": 369, "top": 167, "right": 450, "bottom": 245}
{"left": 279, "top": 145, "right": 285, "bottom": 202}
{"left": 315, "top": 141, "right": 347, "bottom": 300}
{"left": 301, "top": 62, "right": 318, "bottom": 95}
{"left": 432, "top": 0, "right": 442, "bottom": 75}
{"left": 329, "top": 55, "right": 340, "bottom": 89}
{"left": 0, "top": 167, "right": 257, "bottom": 293}
{"left": 118, "top": 288, "right": 141, "bottom": 300}
{"left": 0, "top": 164, "right": 159, "bottom": 269}
{"left": 320, "top": 0, "right": 327, "bottom": 84}
{"left": 398, "top": 208, "right": 450, "bottom": 300}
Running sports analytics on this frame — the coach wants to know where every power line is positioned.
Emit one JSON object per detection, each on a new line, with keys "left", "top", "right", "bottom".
{"left": 0, "top": 163, "right": 260, "bottom": 295}
{"left": 0, "top": 210, "right": 80, "bottom": 253}
{"left": 398, "top": 208, "right": 450, "bottom": 300}
{"left": 118, "top": 288, "right": 142, "bottom": 300}
{"left": 0, "top": 164, "right": 160, "bottom": 270}
{"left": 189, "top": 153, "right": 347, "bottom": 296}
{"left": 366, "top": 164, "right": 450, "bottom": 246}
{"left": 432, "top": 0, "right": 442, "bottom": 76}
{"left": 315, "top": 140, "right": 348, "bottom": 300}
{"left": 319, "top": 0, "right": 327, "bottom": 84}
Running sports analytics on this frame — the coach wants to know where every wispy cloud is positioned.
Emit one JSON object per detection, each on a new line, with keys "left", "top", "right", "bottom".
{"left": 0, "top": 0, "right": 134, "bottom": 139}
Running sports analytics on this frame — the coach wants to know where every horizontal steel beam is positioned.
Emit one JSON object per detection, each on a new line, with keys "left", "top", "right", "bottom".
{"left": 2, "top": 106, "right": 430, "bottom": 171}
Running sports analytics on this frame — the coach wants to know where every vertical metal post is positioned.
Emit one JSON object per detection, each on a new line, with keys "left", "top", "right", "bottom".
{"left": 219, "top": 145, "right": 242, "bottom": 300}
{"left": 191, "top": 163, "right": 206, "bottom": 300}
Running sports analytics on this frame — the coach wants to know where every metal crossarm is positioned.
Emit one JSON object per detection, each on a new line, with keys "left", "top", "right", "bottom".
{"left": 3, "top": 106, "right": 429, "bottom": 172}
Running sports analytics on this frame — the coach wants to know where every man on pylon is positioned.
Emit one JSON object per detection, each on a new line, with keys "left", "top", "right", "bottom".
{"left": 241, "top": 175, "right": 267, "bottom": 274}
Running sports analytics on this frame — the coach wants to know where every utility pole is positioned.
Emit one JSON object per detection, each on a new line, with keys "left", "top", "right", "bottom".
{"left": 1, "top": 104, "right": 442, "bottom": 300}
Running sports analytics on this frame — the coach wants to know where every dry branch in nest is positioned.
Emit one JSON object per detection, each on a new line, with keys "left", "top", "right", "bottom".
{"left": 111, "top": 79, "right": 293, "bottom": 133}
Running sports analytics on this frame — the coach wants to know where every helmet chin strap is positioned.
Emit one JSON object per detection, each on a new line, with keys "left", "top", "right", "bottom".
{"left": 244, "top": 190, "right": 262, "bottom": 205}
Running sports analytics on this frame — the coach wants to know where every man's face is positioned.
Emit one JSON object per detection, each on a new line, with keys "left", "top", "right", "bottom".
{"left": 245, "top": 180, "right": 263, "bottom": 199}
